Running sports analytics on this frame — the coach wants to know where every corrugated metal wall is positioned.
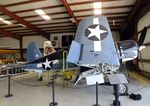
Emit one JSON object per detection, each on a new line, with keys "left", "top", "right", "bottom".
{"left": 138, "top": 11, "right": 150, "bottom": 74}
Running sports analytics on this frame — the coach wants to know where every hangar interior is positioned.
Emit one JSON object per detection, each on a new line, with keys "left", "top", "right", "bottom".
{"left": 0, "top": 0, "right": 150, "bottom": 106}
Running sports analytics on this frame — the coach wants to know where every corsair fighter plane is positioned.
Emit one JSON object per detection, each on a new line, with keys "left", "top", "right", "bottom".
{"left": 67, "top": 15, "right": 145, "bottom": 86}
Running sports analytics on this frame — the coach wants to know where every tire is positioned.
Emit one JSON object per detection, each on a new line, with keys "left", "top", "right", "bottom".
{"left": 119, "top": 84, "right": 128, "bottom": 95}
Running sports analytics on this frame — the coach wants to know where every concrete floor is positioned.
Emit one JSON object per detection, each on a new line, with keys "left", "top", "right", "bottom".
{"left": 0, "top": 71, "right": 150, "bottom": 106}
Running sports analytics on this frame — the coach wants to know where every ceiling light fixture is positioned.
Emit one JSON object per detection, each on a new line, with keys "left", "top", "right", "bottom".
{"left": 35, "top": 9, "right": 45, "bottom": 15}
{"left": 2, "top": 20, "right": 12, "bottom": 25}
{"left": 93, "top": 2, "right": 102, "bottom": 15}
{"left": 93, "top": 2, "right": 102, "bottom": 9}
{"left": 41, "top": 15, "right": 51, "bottom": 20}
{"left": 0, "top": 17, "right": 12, "bottom": 25}
{"left": 0, "top": 17, "right": 4, "bottom": 21}
{"left": 94, "top": 9, "right": 102, "bottom": 15}
{"left": 18, "top": 24, "right": 26, "bottom": 27}
{"left": 34, "top": 9, "right": 51, "bottom": 21}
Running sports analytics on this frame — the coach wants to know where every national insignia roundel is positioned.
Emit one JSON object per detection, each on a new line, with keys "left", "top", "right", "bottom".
{"left": 85, "top": 24, "right": 108, "bottom": 41}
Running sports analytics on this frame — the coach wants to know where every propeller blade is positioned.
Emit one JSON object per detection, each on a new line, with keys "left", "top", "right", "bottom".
{"left": 138, "top": 27, "right": 147, "bottom": 46}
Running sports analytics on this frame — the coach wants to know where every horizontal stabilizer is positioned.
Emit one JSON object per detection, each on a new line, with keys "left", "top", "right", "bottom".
{"left": 27, "top": 49, "right": 64, "bottom": 64}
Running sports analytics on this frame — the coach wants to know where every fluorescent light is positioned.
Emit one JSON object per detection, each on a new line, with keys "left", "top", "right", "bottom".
{"left": 93, "top": 2, "right": 102, "bottom": 9}
{"left": 35, "top": 9, "right": 45, "bottom": 15}
{"left": 0, "top": 17, "right": 4, "bottom": 21}
{"left": 0, "top": 17, "right": 12, "bottom": 25}
{"left": 35, "top": 9, "right": 51, "bottom": 21}
{"left": 2, "top": 20, "right": 12, "bottom": 25}
{"left": 41, "top": 15, "right": 51, "bottom": 20}
{"left": 3, "top": 20, "right": 12, "bottom": 25}
{"left": 93, "top": 2, "right": 102, "bottom": 15}
{"left": 18, "top": 24, "right": 26, "bottom": 27}
{"left": 94, "top": 9, "right": 102, "bottom": 15}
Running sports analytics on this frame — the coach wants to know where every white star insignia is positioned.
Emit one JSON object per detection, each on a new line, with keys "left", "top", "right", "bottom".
{"left": 87, "top": 25, "right": 107, "bottom": 40}
{"left": 42, "top": 58, "right": 51, "bottom": 69}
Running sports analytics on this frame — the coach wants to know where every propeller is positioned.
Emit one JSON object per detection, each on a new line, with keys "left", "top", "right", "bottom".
{"left": 137, "top": 26, "right": 148, "bottom": 68}
{"left": 138, "top": 26, "right": 147, "bottom": 47}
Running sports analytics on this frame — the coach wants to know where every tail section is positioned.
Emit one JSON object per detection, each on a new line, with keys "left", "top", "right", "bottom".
{"left": 43, "top": 41, "right": 56, "bottom": 56}
{"left": 27, "top": 42, "right": 42, "bottom": 62}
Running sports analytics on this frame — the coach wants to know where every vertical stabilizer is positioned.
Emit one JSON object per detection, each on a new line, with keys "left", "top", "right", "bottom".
{"left": 67, "top": 15, "right": 120, "bottom": 66}
{"left": 27, "top": 42, "right": 42, "bottom": 62}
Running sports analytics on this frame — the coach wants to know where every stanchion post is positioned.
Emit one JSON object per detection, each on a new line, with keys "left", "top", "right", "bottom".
{"left": 49, "top": 75, "right": 58, "bottom": 106}
{"left": 5, "top": 74, "right": 13, "bottom": 98}
{"left": 93, "top": 82, "right": 101, "bottom": 106}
